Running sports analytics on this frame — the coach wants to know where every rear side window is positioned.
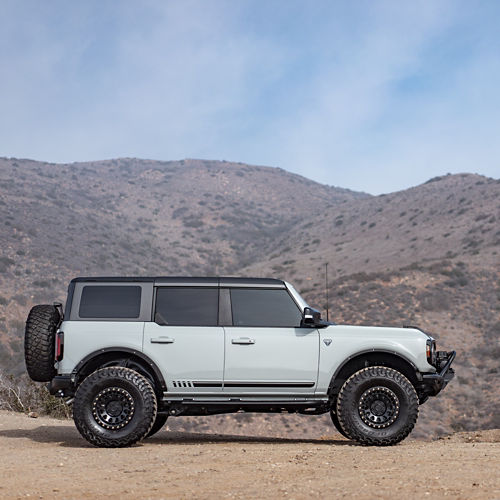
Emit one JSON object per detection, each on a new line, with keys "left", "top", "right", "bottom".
{"left": 230, "top": 288, "right": 302, "bottom": 327}
{"left": 155, "top": 287, "right": 218, "bottom": 326}
{"left": 79, "top": 286, "right": 142, "bottom": 318}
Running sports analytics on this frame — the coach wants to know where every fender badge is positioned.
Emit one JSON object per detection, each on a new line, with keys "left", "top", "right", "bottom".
{"left": 323, "top": 338, "right": 332, "bottom": 346}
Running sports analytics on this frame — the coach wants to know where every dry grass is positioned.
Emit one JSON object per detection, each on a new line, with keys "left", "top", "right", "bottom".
{"left": 0, "top": 370, "right": 70, "bottom": 418}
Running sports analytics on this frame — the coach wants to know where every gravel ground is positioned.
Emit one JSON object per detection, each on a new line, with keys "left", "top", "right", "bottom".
{"left": 0, "top": 411, "right": 499, "bottom": 499}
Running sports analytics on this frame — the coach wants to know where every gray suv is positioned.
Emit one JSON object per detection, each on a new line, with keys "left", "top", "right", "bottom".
{"left": 24, "top": 276, "right": 455, "bottom": 447}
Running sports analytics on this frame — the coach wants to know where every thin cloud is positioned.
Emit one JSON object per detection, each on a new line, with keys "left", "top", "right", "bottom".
{"left": 0, "top": 0, "right": 498, "bottom": 193}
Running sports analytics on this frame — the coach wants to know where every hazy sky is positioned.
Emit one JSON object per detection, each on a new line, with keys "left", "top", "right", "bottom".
{"left": 1, "top": 1, "right": 499, "bottom": 194}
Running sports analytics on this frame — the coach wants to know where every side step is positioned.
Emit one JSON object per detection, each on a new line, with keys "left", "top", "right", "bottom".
{"left": 158, "top": 396, "right": 330, "bottom": 416}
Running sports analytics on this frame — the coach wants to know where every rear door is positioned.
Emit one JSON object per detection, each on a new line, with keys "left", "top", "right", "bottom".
{"left": 222, "top": 287, "right": 319, "bottom": 394}
{"left": 142, "top": 285, "right": 224, "bottom": 393}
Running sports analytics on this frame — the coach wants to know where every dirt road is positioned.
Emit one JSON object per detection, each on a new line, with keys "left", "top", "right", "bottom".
{"left": 0, "top": 411, "right": 499, "bottom": 499}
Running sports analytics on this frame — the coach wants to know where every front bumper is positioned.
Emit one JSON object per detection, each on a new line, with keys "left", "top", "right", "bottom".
{"left": 418, "top": 350, "right": 456, "bottom": 402}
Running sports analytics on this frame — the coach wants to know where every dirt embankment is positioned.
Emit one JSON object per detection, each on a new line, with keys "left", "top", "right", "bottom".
{"left": 0, "top": 411, "right": 499, "bottom": 499}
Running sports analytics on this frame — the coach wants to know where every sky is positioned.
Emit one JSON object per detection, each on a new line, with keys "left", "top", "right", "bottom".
{"left": 0, "top": 0, "right": 499, "bottom": 194}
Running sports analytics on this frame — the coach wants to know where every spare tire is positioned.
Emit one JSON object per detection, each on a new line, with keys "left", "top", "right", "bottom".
{"left": 24, "top": 305, "right": 60, "bottom": 382}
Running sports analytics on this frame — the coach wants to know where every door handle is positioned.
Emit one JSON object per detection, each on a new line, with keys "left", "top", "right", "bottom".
{"left": 231, "top": 337, "right": 255, "bottom": 345}
{"left": 150, "top": 336, "right": 175, "bottom": 344}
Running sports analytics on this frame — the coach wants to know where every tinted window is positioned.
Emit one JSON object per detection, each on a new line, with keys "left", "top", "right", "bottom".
{"left": 230, "top": 288, "right": 302, "bottom": 327}
{"left": 79, "top": 286, "right": 141, "bottom": 318}
{"left": 155, "top": 287, "right": 218, "bottom": 326}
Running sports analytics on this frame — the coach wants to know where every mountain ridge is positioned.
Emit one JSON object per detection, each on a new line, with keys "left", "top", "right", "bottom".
{"left": 0, "top": 156, "right": 498, "bottom": 438}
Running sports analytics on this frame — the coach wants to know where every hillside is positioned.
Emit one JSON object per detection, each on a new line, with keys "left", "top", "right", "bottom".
{"left": 0, "top": 156, "right": 365, "bottom": 365}
{"left": 0, "top": 156, "right": 365, "bottom": 284}
{"left": 245, "top": 172, "right": 499, "bottom": 279}
{"left": 242, "top": 172, "right": 500, "bottom": 436}
{"left": 0, "top": 156, "right": 498, "bottom": 439}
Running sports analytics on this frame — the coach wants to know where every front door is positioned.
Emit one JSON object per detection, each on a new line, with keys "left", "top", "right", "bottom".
{"left": 142, "top": 286, "right": 224, "bottom": 393}
{"left": 223, "top": 287, "right": 319, "bottom": 394}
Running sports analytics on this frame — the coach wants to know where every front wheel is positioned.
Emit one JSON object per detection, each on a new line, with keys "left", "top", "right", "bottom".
{"left": 330, "top": 410, "right": 351, "bottom": 439}
{"left": 73, "top": 367, "right": 157, "bottom": 448}
{"left": 336, "top": 366, "right": 419, "bottom": 446}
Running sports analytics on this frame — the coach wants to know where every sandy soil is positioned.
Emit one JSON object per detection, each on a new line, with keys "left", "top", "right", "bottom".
{"left": 0, "top": 411, "right": 499, "bottom": 499}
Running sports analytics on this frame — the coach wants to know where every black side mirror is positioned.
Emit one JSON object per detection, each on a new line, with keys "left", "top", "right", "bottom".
{"left": 301, "top": 307, "right": 327, "bottom": 328}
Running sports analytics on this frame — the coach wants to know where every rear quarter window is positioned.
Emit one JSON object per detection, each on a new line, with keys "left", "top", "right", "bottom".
{"left": 79, "top": 285, "right": 142, "bottom": 318}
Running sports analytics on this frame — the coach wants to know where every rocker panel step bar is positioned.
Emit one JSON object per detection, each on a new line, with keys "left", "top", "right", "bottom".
{"left": 161, "top": 395, "right": 329, "bottom": 405}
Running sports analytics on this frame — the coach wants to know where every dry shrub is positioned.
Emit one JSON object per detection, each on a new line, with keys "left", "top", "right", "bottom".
{"left": 0, "top": 371, "right": 70, "bottom": 418}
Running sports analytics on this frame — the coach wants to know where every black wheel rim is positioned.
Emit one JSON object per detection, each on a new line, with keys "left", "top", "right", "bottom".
{"left": 92, "top": 387, "right": 135, "bottom": 430}
{"left": 358, "top": 386, "right": 399, "bottom": 429}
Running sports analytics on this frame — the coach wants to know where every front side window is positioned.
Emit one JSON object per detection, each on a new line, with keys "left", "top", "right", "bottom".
{"left": 79, "top": 285, "right": 142, "bottom": 318}
{"left": 155, "top": 287, "right": 218, "bottom": 326}
{"left": 230, "top": 288, "right": 302, "bottom": 327}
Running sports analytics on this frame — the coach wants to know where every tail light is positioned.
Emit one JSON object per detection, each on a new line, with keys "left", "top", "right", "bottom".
{"left": 56, "top": 331, "right": 64, "bottom": 361}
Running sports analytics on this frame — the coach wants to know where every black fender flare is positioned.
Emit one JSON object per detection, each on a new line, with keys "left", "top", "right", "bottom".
{"left": 328, "top": 349, "right": 422, "bottom": 395}
{"left": 72, "top": 347, "right": 167, "bottom": 391}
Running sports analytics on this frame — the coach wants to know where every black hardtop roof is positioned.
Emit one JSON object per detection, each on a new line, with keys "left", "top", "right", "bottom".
{"left": 71, "top": 277, "right": 285, "bottom": 287}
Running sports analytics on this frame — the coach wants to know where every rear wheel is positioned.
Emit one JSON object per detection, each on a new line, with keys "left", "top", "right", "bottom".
{"left": 73, "top": 367, "right": 157, "bottom": 448}
{"left": 336, "top": 366, "right": 419, "bottom": 446}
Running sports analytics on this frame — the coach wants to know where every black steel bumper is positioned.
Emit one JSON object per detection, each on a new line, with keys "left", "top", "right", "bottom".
{"left": 48, "top": 375, "right": 74, "bottom": 397}
{"left": 419, "top": 351, "right": 456, "bottom": 400}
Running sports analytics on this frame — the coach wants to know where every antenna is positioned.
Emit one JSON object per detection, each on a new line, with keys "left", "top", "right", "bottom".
{"left": 325, "top": 262, "right": 329, "bottom": 322}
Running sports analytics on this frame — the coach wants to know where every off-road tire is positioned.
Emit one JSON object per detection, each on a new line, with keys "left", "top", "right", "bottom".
{"left": 336, "top": 366, "right": 419, "bottom": 446}
{"left": 146, "top": 414, "right": 168, "bottom": 438}
{"left": 73, "top": 367, "right": 157, "bottom": 448}
{"left": 330, "top": 410, "right": 351, "bottom": 439}
{"left": 24, "top": 305, "right": 60, "bottom": 382}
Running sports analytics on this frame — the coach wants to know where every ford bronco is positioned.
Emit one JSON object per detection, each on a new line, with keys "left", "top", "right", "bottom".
{"left": 24, "top": 277, "right": 455, "bottom": 447}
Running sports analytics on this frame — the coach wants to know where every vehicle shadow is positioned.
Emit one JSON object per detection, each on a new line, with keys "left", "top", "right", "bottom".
{"left": 0, "top": 426, "right": 354, "bottom": 448}
{"left": 0, "top": 425, "right": 92, "bottom": 448}
{"left": 151, "top": 431, "right": 354, "bottom": 446}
